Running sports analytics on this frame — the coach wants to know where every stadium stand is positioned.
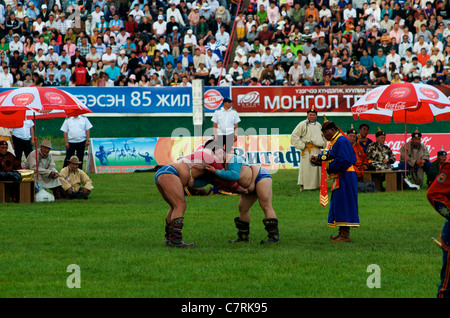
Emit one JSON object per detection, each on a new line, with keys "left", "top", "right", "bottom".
{"left": 0, "top": 0, "right": 449, "bottom": 88}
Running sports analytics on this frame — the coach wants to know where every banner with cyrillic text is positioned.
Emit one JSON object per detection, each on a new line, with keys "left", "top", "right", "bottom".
{"left": 231, "top": 85, "right": 450, "bottom": 113}
{"left": 0, "top": 86, "right": 231, "bottom": 114}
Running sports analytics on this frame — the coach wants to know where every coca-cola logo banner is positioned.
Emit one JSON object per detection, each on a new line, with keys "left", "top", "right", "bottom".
{"left": 369, "top": 133, "right": 448, "bottom": 161}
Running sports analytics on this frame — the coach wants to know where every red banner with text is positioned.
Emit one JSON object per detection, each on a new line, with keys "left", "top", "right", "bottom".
{"left": 231, "top": 85, "right": 450, "bottom": 113}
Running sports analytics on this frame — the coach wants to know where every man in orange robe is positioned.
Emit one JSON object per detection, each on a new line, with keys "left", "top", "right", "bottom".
{"left": 347, "top": 127, "right": 369, "bottom": 180}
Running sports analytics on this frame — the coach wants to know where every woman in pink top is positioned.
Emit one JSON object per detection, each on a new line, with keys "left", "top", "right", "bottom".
{"left": 23, "top": 37, "right": 35, "bottom": 56}
{"left": 266, "top": 1, "right": 279, "bottom": 32}
{"left": 63, "top": 38, "right": 76, "bottom": 57}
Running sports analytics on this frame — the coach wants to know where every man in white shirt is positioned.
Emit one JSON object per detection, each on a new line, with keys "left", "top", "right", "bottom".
{"left": 0, "top": 66, "right": 13, "bottom": 87}
{"left": 156, "top": 36, "right": 171, "bottom": 54}
{"left": 405, "top": 57, "right": 422, "bottom": 81}
{"left": 60, "top": 115, "right": 93, "bottom": 169}
{"left": 45, "top": 46, "right": 59, "bottom": 66}
{"left": 319, "top": 4, "right": 332, "bottom": 19}
{"left": 35, "top": 36, "right": 49, "bottom": 55}
{"left": 269, "top": 40, "right": 282, "bottom": 59}
{"left": 212, "top": 98, "right": 241, "bottom": 153}
{"left": 443, "top": 21, "right": 450, "bottom": 39}
{"left": 116, "top": 28, "right": 130, "bottom": 46}
{"left": 215, "top": 25, "right": 230, "bottom": 48}
{"left": 302, "top": 59, "right": 315, "bottom": 86}
{"left": 166, "top": 3, "right": 186, "bottom": 27}
{"left": 12, "top": 119, "right": 34, "bottom": 163}
{"left": 183, "top": 29, "right": 197, "bottom": 54}
{"left": 398, "top": 35, "right": 413, "bottom": 58}
{"left": 288, "top": 60, "right": 303, "bottom": 85}
{"left": 85, "top": 14, "right": 96, "bottom": 36}
{"left": 307, "top": 48, "right": 321, "bottom": 68}
{"left": 260, "top": 47, "right": 275, "bottom": 67}
{"left": 413, "top": 35, "right": 430, "bottom": 55}
{"left": 9, "top": 34, "right": 24, "bottom": 55}
{"left": 380, "top": 14, "right": 394, "bottom": 33}
{"left": 102, "top": 46, "right": 117, "bottom": 66}
{"left": 205, "top": 49, "right": 221, "bottom": 69}
{"left": 91, "top": 5, "right": 104, "bottom": 25}
{"left": 153, "top": 15, "right": 167, "bottom": 38}
{"left": 129, "top": 3, "right": 144, "bottom": 24}
{"left": 365, "top": 2, "right": 381, "bottom": 23}
{"left": 343, "top": 3, "right": 357, "bottom": 21}
{"left": 420, "top": 60, "right": 435, "bottom": 82}
{"left": 210, "top": 60, "right": 226, "bottom": 80}
{"left": 385, "top": 47, "right": 401, "bottom": 72}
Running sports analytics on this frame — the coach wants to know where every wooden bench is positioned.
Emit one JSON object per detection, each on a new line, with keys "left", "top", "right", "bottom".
{"left": 362, "top": 170, "right": 406, "bottom": 192}
{"left": 0, "top": 180, "right": 35, "bottom": 203}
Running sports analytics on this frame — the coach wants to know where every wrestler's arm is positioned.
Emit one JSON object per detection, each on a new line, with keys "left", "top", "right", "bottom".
{"left": 427, "top": 163, "right": 450, "bottom": 219}
{"left": 213, "top": 161, "right": 242, "bottom": 181}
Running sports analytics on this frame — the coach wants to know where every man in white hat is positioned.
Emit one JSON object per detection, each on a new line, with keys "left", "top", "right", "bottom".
{"left": 153, "top": 15, "right": 167, "bottom": 38}
{"left": 59, "top": 156, "right": 94, "bottom": 199}
{"left": 24, "top": 140, "right": 64, "bottom": 199}
{"left": 176, "top": 47, "right": 193, "bottom": 69}
{"left": 183, "top": 29, "right": 197, "bottom": 54}
{"left": 219, "top": 74, "right": 233, "bottom": 87}
{"left": 39, "top": 4, "right": 50, "bottom": 22}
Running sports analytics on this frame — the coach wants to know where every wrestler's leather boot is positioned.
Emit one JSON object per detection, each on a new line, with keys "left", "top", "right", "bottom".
{"left": 261, "top": 218, "right": 280, "bottom": 244}
{"left": 167, "top": 217, "right": 194, "bottom": 248}
{"left": 330, "top": 226, "right": 351, "bottom": 242}
{"left": 228, "top": 217, "right": 250, "bottom": 243}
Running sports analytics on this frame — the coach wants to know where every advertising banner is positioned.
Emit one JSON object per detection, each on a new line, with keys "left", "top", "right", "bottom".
{"left": 89, "top": 137, "right": 159, "bottom": 173}
{"left": 1, "top": 85, "right": 446, "bottom": 114}
{"left": 0, "top": 86, "right": 231, "bottom": 114}
{"left": 231, "top": 85, "right": 450, "bottom": 113}
{"left": 89, "top": 133, "right": 449, "bottom": 173}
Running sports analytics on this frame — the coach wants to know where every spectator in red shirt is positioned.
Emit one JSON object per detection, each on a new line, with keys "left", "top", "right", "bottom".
{"left": 125, "top": 15, "right": 138, "bottom": 36}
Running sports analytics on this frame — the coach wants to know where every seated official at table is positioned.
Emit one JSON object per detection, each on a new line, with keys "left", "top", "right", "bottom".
{"left": 399, "top": 129, "right": 431, "bottom": 187}
{"left": 24, "top": 140, "right": 64, "bottom": 199}
{"left": 356, "top": 124, "right": 373, "bottom": 154}
{"left": 59, "top": 156, "right": 94, "bottom": 199}
{"left": 0, "top": 140, "right": 21, "bottom": 172}
{"left": 427, "top": 147, "right": 447, "bottom": 187}
{"left": 366, "top": 128, "right": 396, "bottom": 170}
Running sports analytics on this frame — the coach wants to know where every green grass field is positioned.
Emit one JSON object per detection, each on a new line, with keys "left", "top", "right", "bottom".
{"left": 0, "top": 168, "right": 444, "bottom": 298}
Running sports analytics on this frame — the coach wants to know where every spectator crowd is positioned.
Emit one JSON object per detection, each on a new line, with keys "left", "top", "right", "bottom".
{"left": 0, "top": 0, "right": 449, "bottom": 88}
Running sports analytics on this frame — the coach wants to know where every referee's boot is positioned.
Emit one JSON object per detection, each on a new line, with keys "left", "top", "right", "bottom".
{"left": 261, "top": 218, "right": 280, "bottom": 244}
{"left": 167, "top": 217, "right": 194, "bottom": 248}
{"left": 228, "top": 217, "right": 250, "bottom": 243}
{"left": 330, "top": 226, "right": 351, "bottom": 242}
